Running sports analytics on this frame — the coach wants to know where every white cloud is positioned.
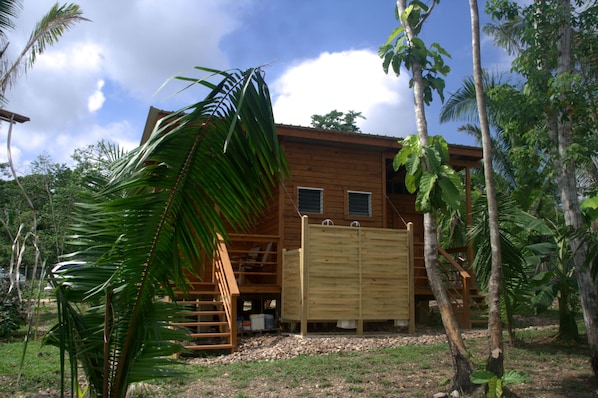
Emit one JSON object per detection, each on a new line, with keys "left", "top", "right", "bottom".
{"left": 88, "top": 80, "right": 106, "bottom": 113}
{"left": 271, "top": 49, "right": 415, "bottom": 137}
{"left": 1, "top": 0, "right": 249, "bottom": 173}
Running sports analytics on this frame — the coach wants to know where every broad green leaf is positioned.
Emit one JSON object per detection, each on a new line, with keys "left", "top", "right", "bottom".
{"left": 405, "top": 153, "right": 421, "bottom": 176}
{"left": 423, "top": 145, "right": 442, "bottom": 173}
{"left": 400, "top": 4, "right": 415, "bottom": 24}
{"left": 502, "top": 370, "right": 531, "bottom": 386}
{"left": 495, "top": 377, "right": 503, "bottom": 398}
{"left": 393, "top": 146, "right": 411, "bottom": 170}
{"left": 526, "top": 242, "right": 557, "bottom": 255}
{"left": 391, "top": 53, "right": 403, "bottom": 75}
{"left": 437, "top": 175, "right": 461, "bottom": 211}
{"left": 382, "top": 25, "right": 405, "bottom": 47}
{"left": 416, "top": 172, "right": 437, "bottom": 212}
{"left": 430, "top": 42, "right": 451, "bottom": 58}
{"left": 382, "top": 51, "right": 394, "bottom": 74}
{"left": 405, "top": 173, "right": 418, "bottom": 194}
{"left": 470, "top": 370, "right": 495, "bottom": 384}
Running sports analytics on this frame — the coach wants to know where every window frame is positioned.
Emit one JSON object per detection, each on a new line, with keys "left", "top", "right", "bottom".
{"left": 347, "top": 190, "right": 372, "bottom": 218}
{"left": 297, "top": 186, "right": 323, "bottom": 214}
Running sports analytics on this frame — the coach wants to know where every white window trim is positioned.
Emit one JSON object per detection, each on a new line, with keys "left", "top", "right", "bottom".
{"left": 347, "top": 190, "right": 372, "bottom": 217}
{"left": 298, "top": 187, "right": 323, "bottom": 214}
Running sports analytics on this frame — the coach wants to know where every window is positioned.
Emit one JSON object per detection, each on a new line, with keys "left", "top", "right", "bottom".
{"left": 298, "top": 187, "right": 323, "bottom": 214}
{"left": 348, "top": 191, "right": 371, "bottom": 217}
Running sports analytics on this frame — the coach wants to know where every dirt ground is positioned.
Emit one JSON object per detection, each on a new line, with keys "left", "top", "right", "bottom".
{"left": 165, "top": 321, "right": 598, "bottom": 398}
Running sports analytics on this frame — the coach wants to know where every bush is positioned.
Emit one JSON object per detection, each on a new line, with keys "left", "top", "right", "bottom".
{"left": 0, "top": 270, "right": 27, "bottom": 337}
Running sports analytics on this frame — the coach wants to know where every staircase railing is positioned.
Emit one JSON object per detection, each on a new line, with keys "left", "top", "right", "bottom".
{"left": 213, "top": 236, "right": 240, "bottom": 351}
{"left": 438, "top": 246, "right": 472, "bottom": 329}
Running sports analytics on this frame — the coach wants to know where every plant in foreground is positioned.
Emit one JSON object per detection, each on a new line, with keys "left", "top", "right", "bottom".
{"left": 470, "top": 369, "right": 530, "bottom": 398}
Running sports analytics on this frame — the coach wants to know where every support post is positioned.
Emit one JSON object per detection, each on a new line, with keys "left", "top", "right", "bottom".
{"left": 300, "top": 215, "right": 309, "bottom": 336}
{"left": 407, "top": 222, "right": 415, "bottom": 334}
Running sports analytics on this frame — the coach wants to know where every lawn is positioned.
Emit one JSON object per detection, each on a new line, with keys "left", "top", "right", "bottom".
{"left": 1, "top": 303, "right": 596, "bottom": 397}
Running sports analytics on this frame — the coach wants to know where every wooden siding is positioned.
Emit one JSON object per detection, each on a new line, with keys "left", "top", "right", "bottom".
{"left": 281, "top": 140, "right": 386, "bottom": 250}
{"left": 281, "top": 216, "right": 415, "bottom": 334}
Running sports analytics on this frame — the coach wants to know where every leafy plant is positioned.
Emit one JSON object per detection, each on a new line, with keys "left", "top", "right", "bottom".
{"left": 379, "top": 1, "right": 451, "bottom": 105}
{"left": 470, "top": 369, "right": 531, "bottom": 398}
{"left": 393, "top": 134, "right": 463, "bottom": 213}
{"left": 0, "top": 269, "right": 26, "bottom": 337}
{"left": 43, "top": 66, "right": 289, "bottom": 398}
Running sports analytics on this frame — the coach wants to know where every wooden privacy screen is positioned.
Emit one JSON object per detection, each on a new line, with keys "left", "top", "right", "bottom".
{"left": 282, "top": 216, "right": 414, "bottom": 335}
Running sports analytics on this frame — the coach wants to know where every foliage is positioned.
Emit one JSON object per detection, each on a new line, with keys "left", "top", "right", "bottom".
{"left": 379, "top": 1, "right": 450, "bottom": 104}
{"left": 470, "top": 369, "right": 531, "bottom": 398}
{"left": 468, "top": 192, "right": 549, "bottom": 339}
{"left": 393, "top": 134, "right": 463, "bottom": 213}
{"left": 0, "top": 268, "right": 26, "bottom": 337}
{"left": 44, "top": 66, "right": 289, "bottom": 398}
{"left": 310, "top": 109, "right": 365, "bottom": 132}
{"left": 0, "top": 1, "right": 88, "bottom": 103}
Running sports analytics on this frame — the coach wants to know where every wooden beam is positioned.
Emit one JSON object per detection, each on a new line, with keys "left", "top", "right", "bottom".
{"left": 0, "top": 109, "right": 29, "bottom": 123}
{"left": 300, "top": 215, "right": 309, "bottom": 337}
{"left": 407, "top": 222, "right": 415, "bottom": 334}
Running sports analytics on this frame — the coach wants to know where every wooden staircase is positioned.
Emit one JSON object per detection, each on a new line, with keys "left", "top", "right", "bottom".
{"left": 170, "top": 281, "right": 236, "bottom": 352}
{"left": 438, "top": 247, "right": 488, "bottom": 329}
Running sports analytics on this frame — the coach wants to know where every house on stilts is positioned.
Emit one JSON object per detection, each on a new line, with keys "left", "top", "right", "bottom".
{"left": 141, "top": 106, "right": 486, "bottom": 353}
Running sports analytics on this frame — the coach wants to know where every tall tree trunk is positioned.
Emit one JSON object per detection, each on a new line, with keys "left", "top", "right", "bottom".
{"left": 469, "top": 0, "right": 504, "bottom": 378}
{"left": 397, "top": 0, "right": 475, "bottom": 391}
{"left": 550, "top": 0, "right": 598, "bottom": 376}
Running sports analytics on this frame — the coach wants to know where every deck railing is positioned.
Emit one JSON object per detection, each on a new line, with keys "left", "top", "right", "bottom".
{"left": 228, "top": 234, "right": 280, "bottom": 287}
{"left": 438, "top": 246, "right": 472, "bottom": 329}
{"left": 212, "top": 236, "right": 240, "bottom": 350}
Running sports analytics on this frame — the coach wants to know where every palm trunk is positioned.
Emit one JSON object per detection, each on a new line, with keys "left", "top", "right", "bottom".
{"left": 469, "top": 0, "right": 504, "bottom": 378}
{"left": 550, "top": 0, "right": 598, "bottom": 377}
{"left": 397, "top": 0, "right": 474, "bottom": 391}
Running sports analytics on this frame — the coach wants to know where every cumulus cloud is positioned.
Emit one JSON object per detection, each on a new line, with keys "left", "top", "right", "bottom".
{"left": 271, "top": 49, "right": 415, "bottom": 137}
{"left": 88, "top": 80, "right": 106, "bottom": 113}
{"left": 1, "top": 0, "right": 247, "bottom": 171}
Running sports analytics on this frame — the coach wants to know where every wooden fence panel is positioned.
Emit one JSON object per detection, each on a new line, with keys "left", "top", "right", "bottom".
{"left": 281, "top": 216, "right": 412, "bottom": 331}
{"left": 281, "top": 249, "right": 301, "bottom": 321}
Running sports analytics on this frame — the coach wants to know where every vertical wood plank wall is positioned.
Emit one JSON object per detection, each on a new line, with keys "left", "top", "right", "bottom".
{"left": 281, "top": 216, "right": 414, "bottom": 334}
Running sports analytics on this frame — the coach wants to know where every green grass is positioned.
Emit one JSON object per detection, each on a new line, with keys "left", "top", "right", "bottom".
{"left": 1, "top": 302, "right": 596, "bottom": 397}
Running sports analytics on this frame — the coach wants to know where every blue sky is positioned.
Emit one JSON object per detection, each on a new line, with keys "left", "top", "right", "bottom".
{"left": 2, "top": 0, "right": 511, "bottom": 174}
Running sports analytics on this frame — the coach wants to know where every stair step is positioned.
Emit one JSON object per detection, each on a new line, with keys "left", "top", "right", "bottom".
{"left": 184, "top": 343, "right": 233, "bottom": 351}
{"left": 173, "top": 290, "right": 219, "bottom": 296}
{"left": 179, "top": 310, "right": 226, "bottom": 316}
{"left": 172, "top": 321, "right": 228, "bottom": 327}
{"left": 189, "top": 332, "right": 231, "bottom": 338}
{"left": 177, "top": 300, "right": 223, "bottom": 305}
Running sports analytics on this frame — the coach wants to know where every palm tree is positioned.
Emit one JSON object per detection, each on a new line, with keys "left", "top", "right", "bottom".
{"left": 44, "top": 66, "right": 289, "bottom": 398}
{"left": 469, "top": 0, "right": 505, "bottom": 378}
{"left": 0, "top": 1, "right": 88, "bottom": 104}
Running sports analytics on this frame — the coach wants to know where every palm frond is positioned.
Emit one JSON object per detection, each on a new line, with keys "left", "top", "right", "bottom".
{"left": 483, "top": 18, "right": 525, "bottom": 57}
{"left": 46, "top": 66, "right": 288, "bottom": 398}
{"left": 0, "top": 3, "right": 89, "bottom": 96}
{"left": 0, "top": 0, "right": 21, "bottom": 39}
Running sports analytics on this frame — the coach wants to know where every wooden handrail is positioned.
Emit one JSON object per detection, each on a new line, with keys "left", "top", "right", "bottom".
{"left": 438, "top": 246, "right": 471, "bottom": 279}
{"left": 438, "top": 246, "right": 472, "bottom": 329}
{"left": 213, "top": 236, "right": 240, "bottom": 350}
{"left": 228, "top": 233, "right": 281, "bottom": 286}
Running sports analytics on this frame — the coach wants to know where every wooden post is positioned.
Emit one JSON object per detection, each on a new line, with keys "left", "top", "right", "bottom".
{"left": 300, "top": 215, "right": 309, "bottom": 336}
{"left": 407, "top": 222, "right": 415, "bottom": 334}
{"left": 230, "top": 298, "right": 238, "bottom": 351}
{"left": 462, "top": 275, "right": 471, "bottom": 329}
{"left": 358, "top": 227, "right": 363, "bottom": 336}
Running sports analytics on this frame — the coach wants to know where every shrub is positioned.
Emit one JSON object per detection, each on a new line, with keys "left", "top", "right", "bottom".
{"left": 0, "top": 270, "right": 27, "bottom": 337}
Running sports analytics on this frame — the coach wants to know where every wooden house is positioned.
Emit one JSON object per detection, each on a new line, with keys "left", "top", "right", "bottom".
{"left": 142, "top": 107, "right": 485, "bottom": 353}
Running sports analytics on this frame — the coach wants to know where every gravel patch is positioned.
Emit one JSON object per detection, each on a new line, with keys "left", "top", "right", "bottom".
{"left": 187, "top": 324, "right": 558, "bottom": 366}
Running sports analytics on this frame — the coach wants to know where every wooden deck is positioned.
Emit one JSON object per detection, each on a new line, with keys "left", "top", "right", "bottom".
{"left": 170, "top": 231, "right": 485, "bottom": 354}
